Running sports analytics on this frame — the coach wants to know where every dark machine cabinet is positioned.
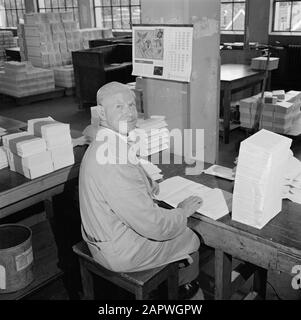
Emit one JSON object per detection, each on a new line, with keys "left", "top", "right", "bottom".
{"left": 72, "top": 44, "right": 135, "bottom": 109}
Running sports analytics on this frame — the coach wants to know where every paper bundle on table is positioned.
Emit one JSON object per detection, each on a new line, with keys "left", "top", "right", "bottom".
{"left": 251, "top": 57, "right": 279, "bottom": 71}
{"left": 2, "top": 131, "right": 53, "bottom": 179}
{"left": 2, "top": 131, "right": 47, "bottom": 157}
{"left": 27, "top": 117, "right": 74, "bottom": 170}
{"left": 0, "top": 146, "right": 8, "bottom": 169}
{"left": 232, "top": 129, "right": 292, "bottom": 229}
{"left": 133, "top": 116, "right": 169, "bottom": 157}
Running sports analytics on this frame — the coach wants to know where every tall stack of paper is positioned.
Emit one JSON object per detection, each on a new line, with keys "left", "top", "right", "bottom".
{"left": 134, "top": 116, "right": 169, "bottom": 156}
{"left": 2, "top": 132, "right": 53, "bottom": 179}
{"left": 53, "top": 65, "right": 75, "bottom": 88}
{"left": 22, "top": 12, "right": 81, "bottom": 68}
{"left": 0, "top": 31, "right": 14, "bottom": 62}
{"left": 0, "top": 146, "right": 8, "bottom": 169}
{"left": 27, "top": 117, "right": 74, "bottom": 170}
{"left": 232, "top": 129, "right": 292, "bottom": 229}
{"left": 0, "top": 61, "right": 55, "bottom": 97}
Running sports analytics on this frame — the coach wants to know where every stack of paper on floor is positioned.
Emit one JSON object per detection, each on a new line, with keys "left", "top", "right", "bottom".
{"left": 0, "top": 146, "right": 8, "bottom": 169}
{"left": 139, "top": 158, "right": 163, "bottom": 181}
{"left": 27, "top": 117, "right": 74, "bottom": 170}
{"left": 232, "top": 129, "right": 292, "bottom": 229}
{"left": 0, "top": 61, "right": 55, "bottom": 97}
{"left": 53, "top": 65, "right": 75, "bottom": 88}
{"left": 134, "top": 116, "right": 169, "bottom": 156}
{"left": 156, "top": 176, "right": 230, "bottom": 220}
{"left": 2, "top": 132, "right": 53, "bottom": 179}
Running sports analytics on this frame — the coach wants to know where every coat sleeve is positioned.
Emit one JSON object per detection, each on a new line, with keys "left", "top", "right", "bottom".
{"left": 102, "top": 163, "right": 188, "bottom": 241}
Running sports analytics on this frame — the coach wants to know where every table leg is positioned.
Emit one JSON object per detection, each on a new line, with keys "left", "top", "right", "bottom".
{"left": 215, "top": 249, "right": 232, "bottom": 300}
{"left": 253, "top": 267, "right": 267, "bottom": 299}
{"left": 223, "top": 87, "right": 231, "bottom": 144}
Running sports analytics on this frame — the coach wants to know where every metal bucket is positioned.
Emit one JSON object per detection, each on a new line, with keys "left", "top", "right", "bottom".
{"left": 0, "top": 224, "right": 34, "bottom": 293}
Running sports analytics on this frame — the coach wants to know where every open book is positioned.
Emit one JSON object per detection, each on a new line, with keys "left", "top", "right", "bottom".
{"left": 156, "top": 176, "right": 231, "bottom": 220}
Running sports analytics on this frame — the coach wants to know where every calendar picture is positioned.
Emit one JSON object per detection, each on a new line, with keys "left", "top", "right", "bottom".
{"left": 132, "top": 25, "right": 193, "bottom": 82}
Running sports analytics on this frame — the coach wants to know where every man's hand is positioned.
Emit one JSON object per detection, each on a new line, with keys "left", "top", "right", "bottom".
{"left": 177, "top": 196, "right": 203, "bottom": 217}
{"left": 151, "top": 181, "right": 160, "bottom": 196}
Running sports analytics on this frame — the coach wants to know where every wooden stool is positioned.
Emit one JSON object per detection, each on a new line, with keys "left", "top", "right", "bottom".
{"left": 72, "top": 241, "right": 179, "bottom": 300}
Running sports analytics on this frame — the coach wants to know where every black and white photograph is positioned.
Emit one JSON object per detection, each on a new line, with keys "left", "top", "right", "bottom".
{"left": 0, "top": 0, "right": 300, "bottom": 318}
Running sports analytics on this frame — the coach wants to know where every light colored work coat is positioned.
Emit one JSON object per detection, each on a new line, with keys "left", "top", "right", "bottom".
{"left": 79, "top": 127, "right": 200, "bottom": 272}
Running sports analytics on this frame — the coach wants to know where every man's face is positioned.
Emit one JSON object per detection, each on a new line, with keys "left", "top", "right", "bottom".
{"left": 102, "top": 90, "right": 138, "bottom": 135}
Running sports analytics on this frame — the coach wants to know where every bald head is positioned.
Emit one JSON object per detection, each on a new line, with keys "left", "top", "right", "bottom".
{"left": 97, "top": 82, "right": 134, "bottom": 106}
{"left": 96, "top": 82, "right": 137, "bottom": 135}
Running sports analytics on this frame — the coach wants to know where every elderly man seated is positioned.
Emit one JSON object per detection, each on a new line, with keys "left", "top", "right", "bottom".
{"left": 79, "top": 82, "right": 204, "bottom": 300}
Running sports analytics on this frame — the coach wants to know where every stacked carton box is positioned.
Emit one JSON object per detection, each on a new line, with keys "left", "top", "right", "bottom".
{"left": 239, "top": 90, "right": 301, "bottom": 133}
{"left": 0, "top": 31, "right": 15, "bottom": 61}
{"left": 0, "top": 61, "right": 55, "bottom": 97}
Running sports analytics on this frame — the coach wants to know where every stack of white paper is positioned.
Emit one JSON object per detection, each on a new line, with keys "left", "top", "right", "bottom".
{"left": 27, "top": 117, "right": 74, "bottom": 170}
{"left": 204, "top": 164, "right": 235, "bottom": 181}
{"left": 134, "top": 116, "right": 169, "bottom": 156}
{"left": 0, "top": 146, "right": 8, "bottom": 169}
{"left": 232, "top": 129, "right": 292, "bottom": 229}
{"left": 2, "top": 132, "right": 53, "bottom": 179}
{"left": 139, "top": 158, "right": 163, "bottom": 181}
{"left": 156, "top": 176, "right": 230, "bottom": 220}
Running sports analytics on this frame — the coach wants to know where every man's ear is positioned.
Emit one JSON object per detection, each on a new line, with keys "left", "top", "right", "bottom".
{"left": 97, "top": 105, "right": 106, "bottom": 122}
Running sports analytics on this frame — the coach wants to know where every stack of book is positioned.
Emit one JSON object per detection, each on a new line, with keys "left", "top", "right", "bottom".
{"left": 28, "top": 117, "right": 74, "bottom": 170}
{"left": 232, "top": 129, "right": 292, "bottom": 229}
{"left": 134, "top": 116, "right": 169, "bottom": 157}
{"left": 239, "top": 90, "right": 301, "bottom": 133}
{"left": 2, "top": 131, "right": 53, "bottom": 179}
{"left": 0, "top": 31, "right": 14, "bottom": 62}
{"left": 0, "top": 146, "right": 8, "bottom": 170}
{"left": 53, "top": 65, "right": 75, "bottom": 88}
{"left": 0, "top": 61, "right": 55, "bottom": 97}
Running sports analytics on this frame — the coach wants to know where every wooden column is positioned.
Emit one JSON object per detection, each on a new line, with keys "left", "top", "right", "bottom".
{"left": 24, "top": 0, "right": 37, "bottom": 13}
{"left": 78, "top": 0, "right": 94, "bottom": 29}
{"left": 141, "top": 0, "right": 220, "bottom": 164}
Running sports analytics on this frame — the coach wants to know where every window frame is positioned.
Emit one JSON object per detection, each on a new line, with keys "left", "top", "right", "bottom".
{"left": 0, "top": 0, "right": 26, "bottom": 28}
{"left": 93, "top": 0, "right": 141, "bottom": 31}
{"left": 270, "top": 0, "right": 301, "bottom": 34}
{"left": 36, "top": 0, "right": 79, "bottom": 22}
{"left": 220, "top": 0, "right": 246, "bottom": 34}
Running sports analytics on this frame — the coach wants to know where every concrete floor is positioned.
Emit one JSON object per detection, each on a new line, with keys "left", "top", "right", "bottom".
{"left": 0, "top": 94, "right": 300, "bottom": 300}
